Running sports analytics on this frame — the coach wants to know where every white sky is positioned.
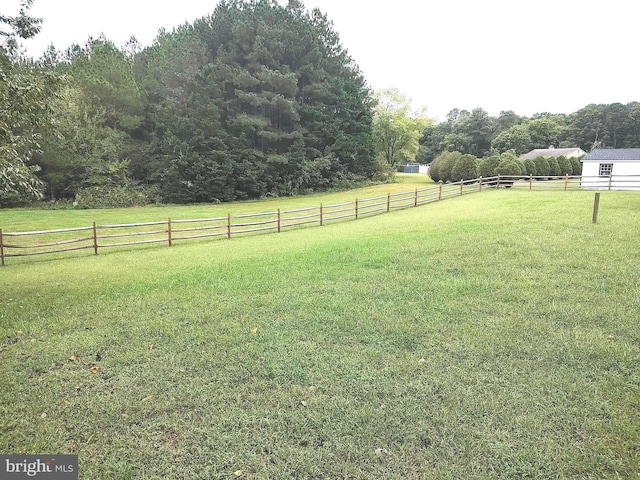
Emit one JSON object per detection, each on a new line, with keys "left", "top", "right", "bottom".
{"left": 7, "top": 0, "right": 639, "bottom": 122}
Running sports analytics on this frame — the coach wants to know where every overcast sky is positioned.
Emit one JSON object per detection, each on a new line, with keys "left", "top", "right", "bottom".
{"left": 8, "top": 0, "right": 639, "bottom": 122}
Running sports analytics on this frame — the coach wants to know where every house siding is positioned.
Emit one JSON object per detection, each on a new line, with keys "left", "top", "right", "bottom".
{"left": 581, "top": 160, "right": 640, "bottom": 190}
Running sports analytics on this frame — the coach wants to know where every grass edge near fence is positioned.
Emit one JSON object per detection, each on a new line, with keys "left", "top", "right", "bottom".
{"left": 0, "top": 178, "right": 491, "bottom": 265}
{"left": 1, "top": 173, "right": 636, "bottom": 266}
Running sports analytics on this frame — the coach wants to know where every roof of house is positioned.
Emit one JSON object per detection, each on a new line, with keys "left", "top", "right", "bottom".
{"left": 582, "top": 148, "right": 640, "bottom": 161}
{"left": 520, "top": 148, "right": 586, "bottom": 160}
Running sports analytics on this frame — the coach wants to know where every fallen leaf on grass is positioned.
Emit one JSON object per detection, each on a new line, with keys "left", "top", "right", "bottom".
{"left": 141, "top": 395, "right": 153, "bottom": 402}
{"left": 418, "top": 357, "right": 426, "bottom": 364}
{"left": 90, "top": 366, "right": 100, "bottom": 374}
{"left": 68, "top": 354, "right": 78, "bottom": 362}
{"left": 234, "top": 470, "right": 243, "bottom": 477}
{"left": 251, "top": 327, "right": 259, "bottom": 334}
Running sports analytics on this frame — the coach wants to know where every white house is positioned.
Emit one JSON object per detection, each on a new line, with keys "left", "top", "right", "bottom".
{"left": 580, "top": 148, "right": 640, "bottom": 190}
{"left": 519, "top": 147, "right": 586, "bottom": 161}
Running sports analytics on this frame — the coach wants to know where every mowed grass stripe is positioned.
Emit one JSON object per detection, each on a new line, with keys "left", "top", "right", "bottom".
{"left": 0, "top": 174, "right": 434, "bottom": 232}
{"left": 1, "top": 190, "right": 639, "bottom": 479}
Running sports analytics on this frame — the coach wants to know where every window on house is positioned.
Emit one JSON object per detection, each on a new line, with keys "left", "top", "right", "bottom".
{"left": 599, "top": 163, "right": 613, "bottom": 176}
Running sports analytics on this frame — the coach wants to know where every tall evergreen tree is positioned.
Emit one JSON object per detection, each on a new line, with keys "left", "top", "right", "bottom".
{"left": 144, "top": 0, "right": 377, "bottom": 203}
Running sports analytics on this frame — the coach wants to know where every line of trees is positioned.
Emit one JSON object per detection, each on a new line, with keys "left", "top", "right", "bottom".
{"left": 428, "top": 151, "right": 582, "bottom": 184}
{"left": 419, "top": 104, "right": 640, "bottom": 165}
{"left": 2, "top": 1, "right": 639, "bottom": 208}
{"left": 2, "top": 0, "right": 403, "bottom": 208}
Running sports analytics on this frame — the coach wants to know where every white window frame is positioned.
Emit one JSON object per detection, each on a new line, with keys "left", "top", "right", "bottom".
{"left": 598, "top": 163, "right": 613, "bottom": 176}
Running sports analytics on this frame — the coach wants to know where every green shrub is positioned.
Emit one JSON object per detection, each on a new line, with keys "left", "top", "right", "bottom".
{"left": 74, "top": 184, "right": 160, "bottom": 209}
{"left": 429, "top": 151, "right": 462, "bottom": 183}
{"left": 495, "top": 158, "right": 523, "bottom": 176}
{"left": 478, "top": 155, "right": 501, "bottom": 179}
{"left": 571, "top": 157, "right": 582, "bottom": 175}
{"left": 557, "top": 156, "right": 573, "bottom": 175}
{"left": 523, "top": 158, "right": 537, "bottom": 176}
{"left": 0, "top": 192, "right": 31, "bottom": 208}
{"left": 428, "top": 158, "right": 441, "bottom": 182}
{"left": 533, "top": 156, "right": 550, "bottom": 177}
{"left": 450, "top": 154, "right": 479, "bottom": 182}
{"left": 548, "top": 157, "right": 561, "bottom": 177}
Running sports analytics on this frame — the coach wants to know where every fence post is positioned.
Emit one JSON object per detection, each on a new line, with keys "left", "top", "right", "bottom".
{"left": 460, "top": 180, "right": 464, "bottom": 195}
{"left": 414, "top": 189, "right": 418, "bottom": 207}
{"left": 92, "top": 222, "right": 98, "bottom": 255}
{"left": 608, "top": 175, "right": 613, "bottom": 190}
{"left": 0, "top": 228, "right": 4, "bottom": 266}
{"left": 564, "top": 174, "right": 569, "bottom": 191}
{"left": 592, "top": 193, "right": 601, "bottom": 223}
{"left": 320, "top": 204, "right": 323, "bottom": 226}
{"left": 387, "top": 193, "right": 391, "bottom": 212}
{"left": 168, "top": 217, "right": 172, "bottom": 246}
{"left": 277, "top": 209, "right": 281, "bottom": 233}
{"left": 479, "top": 177, "right": 483, "bottom": 192}
{"left": 355, "top": 198, "right": 359, "bottom": 219}
{"left": 438, "top": 182, "right": 442, "bottom": 200}
{"left": 227, "top": 213, "right": 232, "bottom": 239}
{"left": 497, "top": 175, "right": 501, "bottom": 188}
{"left": 529, "top": 175, "right": 533, "bottom": 190}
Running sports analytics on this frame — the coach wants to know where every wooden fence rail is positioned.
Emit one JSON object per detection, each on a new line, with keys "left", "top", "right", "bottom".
{"left": 1, "top": 174, "right": 638, "bottom": 266}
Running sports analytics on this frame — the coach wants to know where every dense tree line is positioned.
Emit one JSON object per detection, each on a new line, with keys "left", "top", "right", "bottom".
{"left": 2, "top": 0, "right": 384, "bottom": 207}
{"left": 2, "top": 1, "right": 639, "bottom": 207}
{"left": 419, "top": 103, "right": 640, "bottom": 164}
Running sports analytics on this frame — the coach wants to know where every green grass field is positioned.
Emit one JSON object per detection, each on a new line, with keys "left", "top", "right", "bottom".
{"left": 0, "top": 174, "right": 434, "bottom": 233}
{"left": 1, "top": 184, "right": 639, "bottom": 479}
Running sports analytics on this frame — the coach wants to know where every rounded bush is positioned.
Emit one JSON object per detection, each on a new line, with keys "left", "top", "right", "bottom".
{"left": 451, "top": 154, "right": 479, "bottom": 182}
{"left": 571, "top": 157, "right": 582, "bottom": 175}
{"left": 557, "top": 156, "right": 573, "bottom": 175}
{"left": 533, "top": 156, "right": 550, "bottom": 177}
{"left": 495, "top": 158, "right": 523, "bottom": 176}
{"left": 429, "top": 151, "right": 462, "bottom": 183}
{"left": 548, "top": 157, "right": 561, "bottom": 177}
{"left": 478, "top": 155, "right": 501, "bottom": 179}
{"left": 523, "top": 158, "right": 537, "bottom": 176}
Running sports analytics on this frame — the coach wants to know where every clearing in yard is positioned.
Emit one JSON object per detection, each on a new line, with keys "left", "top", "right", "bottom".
{"left": 1, "top": 187, "right": 639, "bottom": 479}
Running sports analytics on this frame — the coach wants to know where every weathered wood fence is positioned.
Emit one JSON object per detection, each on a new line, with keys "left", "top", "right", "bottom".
{"left": 1, "top": 174, "right": 636, "bottom": 266}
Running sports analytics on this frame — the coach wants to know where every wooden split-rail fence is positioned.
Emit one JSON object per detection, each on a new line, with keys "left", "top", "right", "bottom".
{"left": 0, "top": 174, "right": 634, "bottom": 266}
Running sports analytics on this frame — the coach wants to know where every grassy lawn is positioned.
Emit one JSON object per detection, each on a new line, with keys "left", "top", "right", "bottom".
{"left": 0, "top": 173, "right": 434, "bottom": 232}
{"left": 1, "top": 188, "right": 639, "bottom": 478}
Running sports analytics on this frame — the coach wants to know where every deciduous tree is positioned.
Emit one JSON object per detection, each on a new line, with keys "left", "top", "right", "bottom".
{"left": 0, "top": 0, "right": 60, "bottom": 202}
{"left": 373, "top": 88, "right": 431, "bottom": 168}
